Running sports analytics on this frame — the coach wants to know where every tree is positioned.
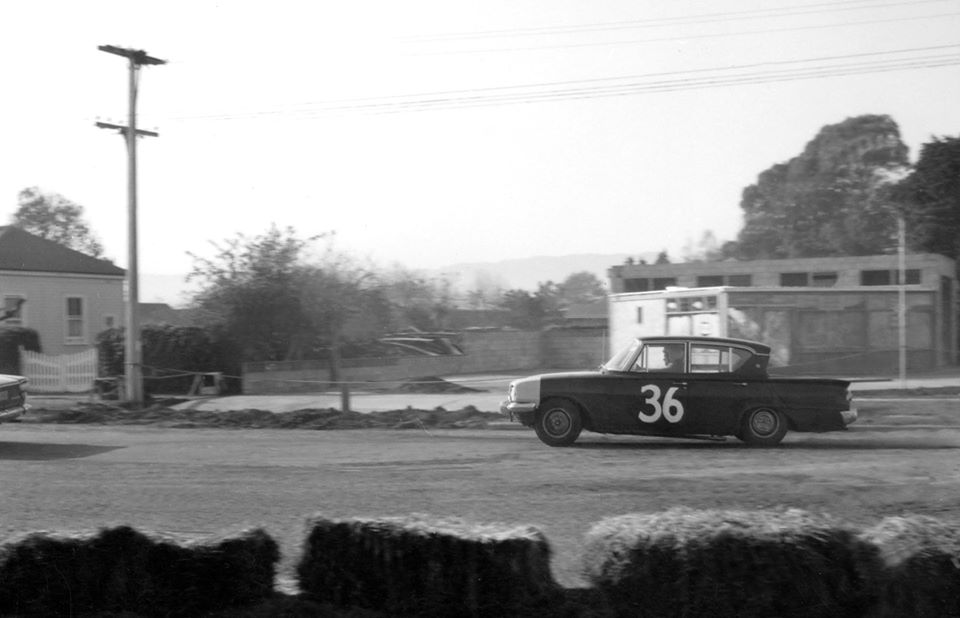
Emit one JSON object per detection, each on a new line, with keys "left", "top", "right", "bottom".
{"left": 12, "top": 187, "right": 104, "bottom": 257}
{"left": 557, "top": 271, "right": 606, "bottom": 306}
{"left": 188, "top": 225, "right": 318, "bottom": 361}
{"left": 729, "top": 115, "right": 911, "bottom": 259}
{"left": 892, "top": 136, "right": 960, "bottom": 261}
{"left": 380, "top": 267, "right": 456, "bottom": 331}
{"left": 655, "top": 250, "right": 671, "bottom": 265}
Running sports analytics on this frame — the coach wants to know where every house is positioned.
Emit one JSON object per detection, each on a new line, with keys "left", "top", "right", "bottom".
{"left": 0, "top": 226, "right": 125, "bottom": 355}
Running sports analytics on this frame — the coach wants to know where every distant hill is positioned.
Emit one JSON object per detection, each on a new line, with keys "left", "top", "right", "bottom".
{"left": 435, "top": 253, "right": 659, "bottom": 292}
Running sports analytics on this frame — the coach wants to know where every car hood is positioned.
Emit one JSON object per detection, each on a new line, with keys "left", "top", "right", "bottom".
{"left": 0, "top": 374, "right": 27, "bottom": 386}
{"left": 539, "top": 371, "right": 600, "bottom": 381}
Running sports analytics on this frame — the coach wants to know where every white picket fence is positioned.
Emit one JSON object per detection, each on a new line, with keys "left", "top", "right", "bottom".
{"left": 20, "top": 348, "right": 98, "bottom": 393}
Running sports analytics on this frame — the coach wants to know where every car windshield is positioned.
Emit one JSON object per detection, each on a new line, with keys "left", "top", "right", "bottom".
{"left": 601, "top": 339, "right": 641, "bottom": 372}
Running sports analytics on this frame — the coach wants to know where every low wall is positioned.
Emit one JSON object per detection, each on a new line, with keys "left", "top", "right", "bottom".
{"left": 242, "top": 328, "right": 606, "bottom": 394}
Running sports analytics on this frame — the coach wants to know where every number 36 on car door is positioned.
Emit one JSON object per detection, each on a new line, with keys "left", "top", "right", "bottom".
{"left": 638, "top": 384, "right": 685, "bottom": 423}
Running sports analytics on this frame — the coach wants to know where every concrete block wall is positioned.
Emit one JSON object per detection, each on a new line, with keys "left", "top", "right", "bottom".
{"left": 242, "top": 329, "right": 604, "bottom": 394}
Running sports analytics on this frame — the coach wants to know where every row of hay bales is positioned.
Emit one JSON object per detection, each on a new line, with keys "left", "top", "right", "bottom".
{"left": 0, "top": 508, "right": 958, "bottom": 617}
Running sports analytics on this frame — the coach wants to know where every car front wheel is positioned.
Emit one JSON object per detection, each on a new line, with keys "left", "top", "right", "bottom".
{"left": 739, "top": 407, "right": 787, "bottom": 446}
{"left": 534, "top": 399, "right": 582, "bottom": 447}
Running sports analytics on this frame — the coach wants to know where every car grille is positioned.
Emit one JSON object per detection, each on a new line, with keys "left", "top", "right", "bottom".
{"left": 0, "top": 385, "right": 24, "bottom": 408}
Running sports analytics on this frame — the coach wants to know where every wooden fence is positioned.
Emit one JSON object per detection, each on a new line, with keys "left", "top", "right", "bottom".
{"left": 20, "top": 347, "right": 98, "bottom": 393}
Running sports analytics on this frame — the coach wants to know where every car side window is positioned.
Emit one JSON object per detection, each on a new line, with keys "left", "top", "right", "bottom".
{"left": 690, "top": 345, "right": 753, "bottom": 373}
{"left": 632, "top": 344, "right": 684, "bottom": 372}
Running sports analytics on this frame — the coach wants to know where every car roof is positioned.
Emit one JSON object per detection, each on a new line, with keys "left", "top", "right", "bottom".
{"left": 637, "top": 336, "right": 771, "bottom": 356}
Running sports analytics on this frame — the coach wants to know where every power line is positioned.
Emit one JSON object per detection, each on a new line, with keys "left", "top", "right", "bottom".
{"left": 401, "top": 0, "right": 950, "bottom": 41}
{"left": 409, "top": 10, "right": 960, "bottom": 55}
{"left": 167, "top": 44, "right": 960, "bottom": 120}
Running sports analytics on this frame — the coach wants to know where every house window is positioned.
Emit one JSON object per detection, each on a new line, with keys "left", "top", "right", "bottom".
{"left": 2, "top": 295, "right": 25, "bottom": 326}
{"left": 624, "top": 278, "right": 649, "bottom": 292}
{"left": 896, "top": 269, "right": 921, "bottom": 285}
{"left": 652, "top": 277, "right": 677, "bottom": 290}
{"left": 811, "top": 272, "right": 838, "bottom": 287}
{"left": 696, "top": 275, "right": 724, "bottom": 287}
{"left": 780, "top": 272, "right": 809, "bottom": 287}
{"left": 65, "top": 296, "right": 86, "bottom": 343}
{"left": 727, "top": 274, "right": 752, "bottom": 287}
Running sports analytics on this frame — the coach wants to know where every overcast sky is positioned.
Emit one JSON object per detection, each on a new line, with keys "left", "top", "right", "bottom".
{"left": 2, "top": 1, "right": 958, "bottom": 296}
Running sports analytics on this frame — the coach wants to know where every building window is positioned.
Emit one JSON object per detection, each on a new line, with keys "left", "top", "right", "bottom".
{"left": 652, "top": 277, "right": 677, "bottom": 291}
{"left": 624, "top": 278, "right": 649, "bottom": 292}
{"left": 862, "top": 269, "right": 922, "bottom": 285}
{"left": 65, "top": 296, "right": 86, "bottom": 343}
{"left": 2, "top": 295, "right": 25, "bottom": 326}
{"left": 727, "top": 274, "right": 752, "bottom": 287}
{"left": 636, "top": 308, "right": 643, "bottom": 323}
{"left": 780, "top": 272, "right": 809, "bottom": 287}
{"left": 811, "top": 271, "right": 838, "bottom": 287}
{"left": 861, "top": 270, "right": 891, "bottom": 285}
{"left": 696, "top": 275, "right": 724, "bottom": 287}
{"left": 897, "top": 269, "right": 921, "bottom": 285}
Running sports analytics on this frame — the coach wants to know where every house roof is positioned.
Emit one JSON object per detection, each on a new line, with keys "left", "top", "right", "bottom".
{"left": 0, "top": 226, "right": 125, "bottom": 277}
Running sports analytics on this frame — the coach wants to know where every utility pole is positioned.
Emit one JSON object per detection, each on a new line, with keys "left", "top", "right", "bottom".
{"left": 97, "top": 45, "right": 166, "bottom": 406}
{"left": 897, "top": 213, "right": 907, "bottom": 388}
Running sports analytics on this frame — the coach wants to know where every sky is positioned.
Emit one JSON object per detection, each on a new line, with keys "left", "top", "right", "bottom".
{"left": 1, "top": 0, "right": 959, "bottom": 303}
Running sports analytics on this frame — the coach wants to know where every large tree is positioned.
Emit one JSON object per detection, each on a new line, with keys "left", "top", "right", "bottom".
{"left": 12, "top": 187, "right": 105, "bottom": 257}
{"left": 729, "top": 115, "right": 910, "bottom": 259}
{"left": 892, "top": 136, "right": 960, "bottom": 261}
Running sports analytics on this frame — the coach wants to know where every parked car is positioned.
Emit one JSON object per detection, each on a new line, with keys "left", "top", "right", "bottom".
{"left": 0, "top": 374, "right": 30, "bottom": 422}
{"left": 500, "top": 336, "right": 857, "bottom": 447}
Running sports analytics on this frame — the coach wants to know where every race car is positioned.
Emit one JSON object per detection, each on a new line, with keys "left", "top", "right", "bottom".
{"left": 501, "top": 336, "right": 856, "bottom": 447}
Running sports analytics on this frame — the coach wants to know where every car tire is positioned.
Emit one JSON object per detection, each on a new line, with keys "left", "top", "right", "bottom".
{"left": 739, "top": 407, "right": 787, "bottom": 446}
{"left": 534, "top": 399, "right": 583, "bottom": 447}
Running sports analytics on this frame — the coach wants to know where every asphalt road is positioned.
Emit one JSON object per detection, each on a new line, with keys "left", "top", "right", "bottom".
{"left": 2, "top": 417, "right": 959, "bottom": 588}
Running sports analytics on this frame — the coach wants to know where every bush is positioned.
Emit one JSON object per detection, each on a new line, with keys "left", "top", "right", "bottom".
{"left": 0, "top": 327, "right": 40, "bottom": 374}
{"left": 0, "top": 525, "right": 279, "bottom": 617}
{"left": 581, "top": 507, "right": 880, "bottom": 618}
{"left": 297, "top": 514, "right": 560, "bottom": 616}
{"left": 97, "top": 324, "right": 242, "bottom": 394}
{"left": 859, "top": 515, "right": 960, "bottom": 617}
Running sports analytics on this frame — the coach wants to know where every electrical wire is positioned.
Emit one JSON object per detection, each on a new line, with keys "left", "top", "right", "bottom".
{"left": 166, "top": 45, "right": 960, "bottom": 120}
{"left": 400, "top": 0, "right": 952, "bottom": 42}
{"left": 407, "top": 10, "right": 960, "bottom": 55}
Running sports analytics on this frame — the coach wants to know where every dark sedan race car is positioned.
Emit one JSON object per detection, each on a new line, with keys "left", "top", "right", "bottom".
{"left": 500, "top": 336, "right": 857, "bottom": 447}
{"left": 0, "top": 374, "right": 29, "bottom": 423}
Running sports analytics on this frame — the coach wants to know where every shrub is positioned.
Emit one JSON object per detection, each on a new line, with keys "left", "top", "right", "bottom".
{"left": 97, "top": 324, "right": 242, "bottom": 394}
{"left": 0, "top": 525, "right": 279, "bottom": 617}
{"left": 0, "top": 326, "right": 40, "bottom": 374}
{"left": 296, "top": 514, "right": 560, "bottom": 616}
{"left": 859, "top": 514, "right": 960, "bottom": 617}
{"left": 581, "top": 507, "right": 880, "bottom": 618}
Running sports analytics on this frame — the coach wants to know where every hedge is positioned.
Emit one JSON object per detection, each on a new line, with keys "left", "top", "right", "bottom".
{"left": 296, "top": 514, "right": 561, "bottom": 616}
{"left": 581, "top": 507, "right": 882, "bottom": 618}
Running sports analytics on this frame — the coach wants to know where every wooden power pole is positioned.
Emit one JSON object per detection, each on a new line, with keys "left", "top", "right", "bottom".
{"left": 97, "top": 45, "right": 165, "bottom": 406}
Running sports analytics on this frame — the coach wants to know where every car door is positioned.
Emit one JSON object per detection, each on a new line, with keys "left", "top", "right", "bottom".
{"left": 587, "top": 341, "right": 691, "bottom": 436}
{"left": 683, "top": 343, "right": 757, "bottom": 435}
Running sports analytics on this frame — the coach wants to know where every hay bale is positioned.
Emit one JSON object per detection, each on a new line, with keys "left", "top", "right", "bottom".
{"left": 296, "top": 514, "right": 560, "bottom": 616}
{"left": 859, "top": 515, "right": 960, "bottom": 617}
{"left": 0, "top": 525, "right": 279, "bottom": 617}
{"left": 581, "top": 507, "right": 879, "bottom": 618}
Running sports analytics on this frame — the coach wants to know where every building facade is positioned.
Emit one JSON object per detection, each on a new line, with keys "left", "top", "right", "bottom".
{"left": 0, "top": 227, "right": 126, "bottom": 356}
{"left": 607, "top": 253, "right": 957, "bottom": 375}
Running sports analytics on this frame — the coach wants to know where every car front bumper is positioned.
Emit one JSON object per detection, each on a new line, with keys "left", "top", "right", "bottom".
{"left": 499, "top": 400, "right": 538, "bottom": 423}
{"left": 0, "top": 404, "right": 30, "bottom": 422}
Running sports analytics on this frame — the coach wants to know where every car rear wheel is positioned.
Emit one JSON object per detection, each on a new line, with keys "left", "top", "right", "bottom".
{"left": 739, "top": 407, "right": 787, "bottom": 446}
{"left": 534, "top": 399, "right": 582, "bottom": 447}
